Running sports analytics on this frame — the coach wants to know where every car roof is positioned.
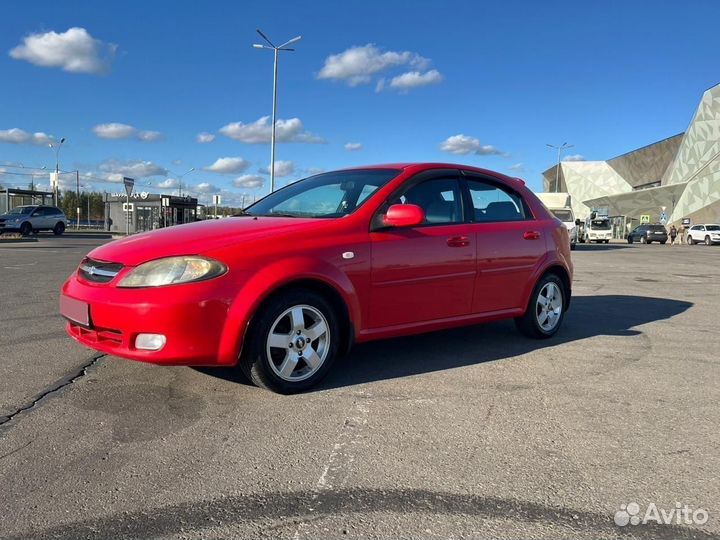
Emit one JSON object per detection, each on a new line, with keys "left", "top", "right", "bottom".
{"left": 337, "top": 162, "right": 523, "bottom": 182}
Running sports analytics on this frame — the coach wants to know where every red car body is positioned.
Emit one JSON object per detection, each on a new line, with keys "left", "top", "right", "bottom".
{"left": 61, "top": 163, "right": 572, "bottom": 375}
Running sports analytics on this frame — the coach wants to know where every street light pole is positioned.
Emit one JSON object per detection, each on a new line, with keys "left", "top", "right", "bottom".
{"left": 173, "top": 167, "right": 195, "bottom": 197}
{"left": 48, "top": 138, "right": 66, "bottom": 206}
{"left": 253, "top": 29, "right": 302, "bottom": 193}
{"left": 546, "top": 142, "right": 573, "bottom": 192}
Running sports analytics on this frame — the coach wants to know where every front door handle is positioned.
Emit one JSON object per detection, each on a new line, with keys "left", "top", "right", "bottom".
{"left": 523, "top": 231, "right": 541, "bottom": 240}
{"left": 447, "top": 236, "right": 470, "bottom": 247}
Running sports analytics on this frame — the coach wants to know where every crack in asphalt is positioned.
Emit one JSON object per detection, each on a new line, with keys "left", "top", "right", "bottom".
{"left": 0, "top": 353, "right": 105, "bottom": 431}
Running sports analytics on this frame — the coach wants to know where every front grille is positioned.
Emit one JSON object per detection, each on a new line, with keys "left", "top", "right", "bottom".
{"left": 78, "top": 258, "right": 123, "bottom": 283}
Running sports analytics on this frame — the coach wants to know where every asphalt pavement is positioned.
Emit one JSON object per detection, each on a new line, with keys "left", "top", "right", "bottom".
{"left": 0, "top": 236, "right": 718, "bottom": 539}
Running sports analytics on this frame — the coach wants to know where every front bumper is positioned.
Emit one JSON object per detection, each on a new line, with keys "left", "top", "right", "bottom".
{"left": 60, "top": 272, "right": 238, "bottom": 366}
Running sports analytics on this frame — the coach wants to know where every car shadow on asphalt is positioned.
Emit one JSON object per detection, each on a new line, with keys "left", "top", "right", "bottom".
{"left": 198, "top": 294, "right": 692, "bottom": 391}
{"left": 573, "top": 243, "right": 632, "bottom": 251}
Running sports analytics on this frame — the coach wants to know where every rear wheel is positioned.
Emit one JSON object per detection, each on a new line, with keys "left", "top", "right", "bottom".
{"left": 705, "top": 235, "right": 712, "bottom": 246}
{"left": 515, "top": 274, "right": 565, "bottom": 339}
{"left": 53, "top": 222, "right": 65, "bottom": 235}
{"left": 239, "top": 289, "right": 340, "bottom": 394}
{"left": 660, "top": 240, "right": 667, "bottom": 244}
{"left": 19, "top": 222, "right": 32, "bottom": 236}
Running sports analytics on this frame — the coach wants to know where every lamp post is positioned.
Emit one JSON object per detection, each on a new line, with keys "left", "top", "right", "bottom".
{"left": 48, "top": 138, "right": 66, "bottom": 206}
{"left": 172, "top": 167, "right": 195, "bottom": 197}
{"left": 253, "top": 29, "right": 302, "bottom": 193}
{"left": 546, "top": 142, "right": 573, "bottom": 192}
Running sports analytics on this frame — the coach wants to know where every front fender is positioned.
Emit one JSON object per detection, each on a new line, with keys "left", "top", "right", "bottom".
{"left": 216, "top": 257, "right": 362, "bottom": 365}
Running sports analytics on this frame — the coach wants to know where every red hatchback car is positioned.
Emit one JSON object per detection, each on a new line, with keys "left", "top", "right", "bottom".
{"left": 61, "top": 163, "right": 572, "bottom": 393}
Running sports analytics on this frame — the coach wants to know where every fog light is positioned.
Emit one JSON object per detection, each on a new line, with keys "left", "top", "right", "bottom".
{"left": 135, "top": 333, "right": 166, "bottom": 351}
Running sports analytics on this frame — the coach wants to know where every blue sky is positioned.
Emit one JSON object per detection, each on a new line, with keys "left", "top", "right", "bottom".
{"left": 1, "top": 0, "right": 718, "bottom": 205}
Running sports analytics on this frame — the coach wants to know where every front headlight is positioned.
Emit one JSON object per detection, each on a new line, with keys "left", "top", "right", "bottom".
{"left": 117, "top": 256, "right": 226, "bottom": 288}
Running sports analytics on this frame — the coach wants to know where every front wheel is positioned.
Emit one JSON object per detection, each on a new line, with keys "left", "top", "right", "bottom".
{"left": 687, "top": 235, "right": 695, "bottom": 245}
{"left": 515, "top": 274, "right": 565, "bottom": 339}
{"left": 705, "top": 236, "right": 712, "bottom": 246}
{"left": 19, "top": 222, "right": 33, "bottom": 236}
{"left": 239, "top": 290, "right": 340, "bottom": 394}
{"left": 640, "top": 236, "right": 647, "bottom": 244}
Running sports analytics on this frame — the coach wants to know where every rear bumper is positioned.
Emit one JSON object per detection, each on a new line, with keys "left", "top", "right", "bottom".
{"left": 60, "top": 272, "right": 239, "bottom": 366}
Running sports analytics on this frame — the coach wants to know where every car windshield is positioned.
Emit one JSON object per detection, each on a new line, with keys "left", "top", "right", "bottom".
{"left": 7, "top": 206, "right": 35, "bottom": 215}
{"left": 705, "top": 225, "right": 720, "bottom": 231}
{"left": 590, "top": 218, "right": 611, "bottom": 230}
{"left": 245, "top": 169, "right": 400, "bottom": 218}
{"left": 550, "top": 209, "right": 574, "bottom": 222}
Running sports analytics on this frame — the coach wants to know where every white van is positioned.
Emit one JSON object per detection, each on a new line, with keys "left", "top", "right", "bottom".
{"left": 535, "top": 193, "right": 577, "bottom": 250}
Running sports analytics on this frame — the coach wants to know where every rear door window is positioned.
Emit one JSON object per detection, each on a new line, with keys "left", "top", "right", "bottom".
{"left": 465, "top": 179, "right": 527, "bottom": 222}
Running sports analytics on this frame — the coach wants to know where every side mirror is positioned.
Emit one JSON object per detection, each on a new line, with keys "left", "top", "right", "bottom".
{"left": 383, "top": 204, "right": 425, "bottom": 228}
{"left": 575, "top": 219, "right": 581, "bottom": 226}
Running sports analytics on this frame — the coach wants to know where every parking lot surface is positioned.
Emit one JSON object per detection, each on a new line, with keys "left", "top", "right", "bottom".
{"left": 1, "top": 236, "right": 718, "bottom": 539}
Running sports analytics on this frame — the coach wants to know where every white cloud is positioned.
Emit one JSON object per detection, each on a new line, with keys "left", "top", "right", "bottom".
{"left": 98, "top": 159, "right": 167, "bottom": 179}
{"left": 205, "top": 157, "right": 250, "bottom": 174}
{"left": 157, "top": 178, "right": 179, "bottom": 189}
{"left": 440, "top": 134, "right": 504, "bottom": 156}
{"left": 93, "top": 123, "right": 136, "bottom": 139}
{"left": 233, "top": 174, "right": 265, "bottom": 189}
{"left": 508, "top": 163, "right": 525, "bottom": 172}
{"left": 260, "top": 160, "right": 295, "bottom": 177}
{"left": 196, "top": 132, "right": 215, "bottom": 144}
{"left": 219, "top": 116, "right": 324, "bottom": 144}
{"left": 344, "top": 142, "right": 363, "bottom": 151}
{"left": 318, "top": 44, "right": 429, "bottom": 86}
{"left": 193, "top": 182, "right": 221, "bottom": 194}
{"left": 306, "top": 167, "right": 326, "bottom": 175}
{"left": 9, "top": 27, "right": 116, "bottom": 75}
{"left": 388, "top": 69, "right": 443, "bottom": 91}
{"left": 563, "top": 154, "right": 586, "bottom": 162}
{"left": 92, "top": 123, "right": 162, "bottom": 142}
{"left": 138, "top": 130, "right": 162, "bottom": 142}
{"left": 0, "top": 128, "right": 54, "bottom": 145}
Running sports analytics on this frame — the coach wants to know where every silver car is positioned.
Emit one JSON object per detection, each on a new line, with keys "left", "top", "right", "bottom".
{"left": 0, "top": 205, "right": 67, "bottom": 236}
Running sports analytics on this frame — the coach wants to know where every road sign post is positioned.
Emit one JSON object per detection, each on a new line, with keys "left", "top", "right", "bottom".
{"left": 212, "top": 194, "right": 221, "bottom": 218}
{"left": 123, "top": 177, "right": 135, "bottom": 235}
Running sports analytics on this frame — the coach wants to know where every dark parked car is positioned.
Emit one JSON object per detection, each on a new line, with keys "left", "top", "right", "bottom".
{"left": 627, "top": 224, "right": 668, "bottom": 244}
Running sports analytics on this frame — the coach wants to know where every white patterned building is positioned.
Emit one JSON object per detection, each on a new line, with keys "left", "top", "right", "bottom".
{"left": 542, "top": 83, "right": 720, "bottom": 226}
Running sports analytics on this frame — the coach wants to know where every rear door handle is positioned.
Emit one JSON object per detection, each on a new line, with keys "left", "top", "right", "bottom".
{"left": 447, "top": 235, "right": 470, "bottom": 247}
{"left": 523, "top": 231, "right": 541, "bottom": 240}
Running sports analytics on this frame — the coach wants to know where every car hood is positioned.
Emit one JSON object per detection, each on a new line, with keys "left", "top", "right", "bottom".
{"left": 0, "top": 213, "right": 23, "bottom": 219}
{"left": 87, "top": 217, "right": 330, "bottom": 266}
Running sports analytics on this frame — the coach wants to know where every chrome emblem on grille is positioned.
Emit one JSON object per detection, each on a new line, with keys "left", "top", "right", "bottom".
{"left": 88, "top": 266, "right": 96, "bottom": 275}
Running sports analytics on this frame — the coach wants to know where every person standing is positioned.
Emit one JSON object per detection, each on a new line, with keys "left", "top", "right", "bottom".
{"left": 669, "top": 224, "right": 678, "bottom": 245}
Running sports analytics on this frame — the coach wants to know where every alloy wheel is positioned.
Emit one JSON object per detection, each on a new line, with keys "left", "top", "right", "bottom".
{"left": 266, "top": 304, "right": 330, "bottom": 382}
{"left": 536, "top": 282, "right": 563, "bottom": 332}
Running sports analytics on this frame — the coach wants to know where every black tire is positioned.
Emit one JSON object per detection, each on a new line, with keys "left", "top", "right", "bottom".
{"left": 627, "top": 236, "right": 633, "bottom": 244}
{"left": 604, "top": 240, "right": 610, "bottom": 244}
{"left": 570, "top": 242, "right": 576, "bottom": 251}
{"left": 705, "top": 236, "right": 711, "bottom": 246}
{"left": 239, "top": 289, "right": 340, "bottom": 394}
{"left": 515, "top": 273, "right": 566, "bottom": 339}
{"left": 53, "top": 222, "right": 65, "bottom": 235}
{"left": 660, "top": 240, "right": 667, "bottom": 244}
{"left": 687, "top": 235, "right": 695, "bottom": 245}
{"left": 19, "top": 222, "right": 32, "bottom": 236}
